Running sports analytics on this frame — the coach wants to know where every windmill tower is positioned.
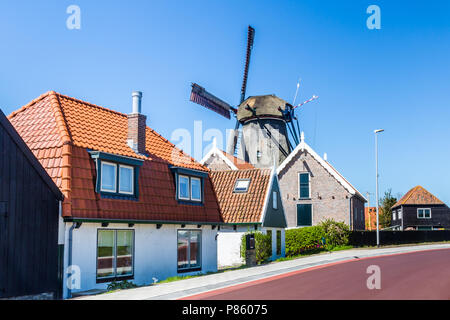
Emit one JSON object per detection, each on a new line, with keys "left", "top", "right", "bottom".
{"left": 190, "top": 26, "right": 318, "bottom": 168}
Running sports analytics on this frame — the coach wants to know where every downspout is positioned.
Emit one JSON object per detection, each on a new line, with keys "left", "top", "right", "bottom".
{"left": 349, "top": 197, "right": 352, "bottom": 230}
{"left": 67, "top": 222, "right": 76, "bottom": 299}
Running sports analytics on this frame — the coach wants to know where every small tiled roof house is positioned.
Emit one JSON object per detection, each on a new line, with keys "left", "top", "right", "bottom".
{"left": 8, "top": 91, "right": 222, "bottom": 298}
{"left": 391, "top": 186, "right": 450, "bottom": 230}
{"left": 202, "top": 144, "right": 287, "bottom": 267}
{"left": 0, "top": 110, "right": 63, "bottom": 299}
{"left": 276, "top": 133, "right": 367, "bottom": 230}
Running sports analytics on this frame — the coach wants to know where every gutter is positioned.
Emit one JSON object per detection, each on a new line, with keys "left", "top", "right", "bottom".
{"left": 64, "top": 217, "right": 225, "bottom": 226}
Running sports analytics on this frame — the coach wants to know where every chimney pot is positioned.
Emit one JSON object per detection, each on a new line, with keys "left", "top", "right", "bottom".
{"left": 132, "top": 91, "right": 143, "bottom": 114}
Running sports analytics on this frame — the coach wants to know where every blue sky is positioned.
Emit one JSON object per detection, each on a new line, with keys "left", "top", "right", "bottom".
{"left": 1, "top": 0, "right": 449, "bottom": 204}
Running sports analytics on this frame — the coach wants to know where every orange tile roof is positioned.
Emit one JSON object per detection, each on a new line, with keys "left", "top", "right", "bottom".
{"left": 364, "top": 207, "right": 380, "bottom": 231}
{"left": 392, "top": 185, "right": 445, "bottom": 208}
{"left": 210, "top": 168, "right": 271, "bottom": 223}
{"left": 8, "top": 91, "right": 221, "bottom": 223}
{"left": 221, "top": 151, "right": 255, "bottom": 170}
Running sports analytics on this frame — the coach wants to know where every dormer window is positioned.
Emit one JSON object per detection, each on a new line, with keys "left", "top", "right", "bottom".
{"left": 171, "top": 167, "right": 207, "bottom": 205}
{"left": 234, "top": 179, "right": 251, "bottom": 193}
{"left": 178, "top": 175, "right": 202, "bottom": 202}
{"left": 89, "top": 151, "right": 143, "bottom": 200}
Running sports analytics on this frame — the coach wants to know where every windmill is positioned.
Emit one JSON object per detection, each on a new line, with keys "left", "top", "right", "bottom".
{"left": 189, "top": 26, "right": 318, "bottom": 168}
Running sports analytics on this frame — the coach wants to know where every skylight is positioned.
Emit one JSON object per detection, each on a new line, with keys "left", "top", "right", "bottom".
{"left": 234, "top": 179, "right": 251, "bottom": 193}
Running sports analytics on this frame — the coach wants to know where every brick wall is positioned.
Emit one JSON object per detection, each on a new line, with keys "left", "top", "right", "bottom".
{"left": 278, "top": 150, "right": 353, "bottom": 228}
{"left": 127, "top": 113, "right": 146, "bottom": 154}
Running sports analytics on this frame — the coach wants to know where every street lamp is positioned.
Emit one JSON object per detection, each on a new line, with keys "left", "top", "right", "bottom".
{"left": 374, "top": 129, "right": 384, "bottom": 247}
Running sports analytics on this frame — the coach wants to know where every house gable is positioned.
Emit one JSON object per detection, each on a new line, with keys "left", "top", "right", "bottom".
{"left": 261, "top": 172, "right": 287, "bottom": 228}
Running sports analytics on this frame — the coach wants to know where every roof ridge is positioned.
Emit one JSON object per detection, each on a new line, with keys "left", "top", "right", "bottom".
{"left": 55, "top": 92, "right": 127, "bottom": 117}
{"left": 49, "top": 91, "right": 72, "bottom": 145}
{"left": 401, "top": 185, "right": 419, "bottom": 205}
{"left": 7, "top": 91, "right": 53, "bottom": 120}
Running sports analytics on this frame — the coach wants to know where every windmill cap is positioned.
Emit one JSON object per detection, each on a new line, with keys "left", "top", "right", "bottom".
{"left": 237, "top": 94, "right": 289, "bottom": 122}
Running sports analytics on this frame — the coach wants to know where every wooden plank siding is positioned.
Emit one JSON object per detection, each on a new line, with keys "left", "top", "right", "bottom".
{"left": 0, "top": 110, "right": 62, "bottom": 299}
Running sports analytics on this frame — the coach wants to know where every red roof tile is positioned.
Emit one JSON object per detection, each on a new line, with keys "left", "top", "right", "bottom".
{"left": 8, "top": 91, "right": 221, "bottom": 223}
{"left": 221, "top": 151, "right": 255, "bottom": 170}
{"left": 392, "top": 186, "right": 445, "bottom": 208}
{"left": 210, "top": 168, "right": 271, "bottom": 223}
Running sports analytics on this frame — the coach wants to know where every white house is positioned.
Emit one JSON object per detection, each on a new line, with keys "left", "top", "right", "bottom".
{"left": 8, "top": 90, "right": 223, "bottom": 298}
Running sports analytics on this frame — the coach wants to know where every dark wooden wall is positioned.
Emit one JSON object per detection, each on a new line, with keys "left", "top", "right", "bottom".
{"left": 398, "top": 205, "right": 450, "bottom": 229}
{"left": 0, "top": 120, "right": 61, "bottom": 299}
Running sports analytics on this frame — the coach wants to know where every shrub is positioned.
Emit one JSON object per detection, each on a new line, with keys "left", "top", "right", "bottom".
{"left": 106, "top": 280, "right": 138, "bottom": 291}
{"left": 285, "top": 226, "right": 325, "bottom": 257}
{"left": 240, "top": 231, "right": 272, "bottom": 264}
{"left": 318, "top": 219, "right": 350, "bottom": 248}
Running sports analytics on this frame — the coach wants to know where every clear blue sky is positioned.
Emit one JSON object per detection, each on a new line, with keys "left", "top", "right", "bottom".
{"left": 1, "top": 0, "right": 449, "bottom": 204}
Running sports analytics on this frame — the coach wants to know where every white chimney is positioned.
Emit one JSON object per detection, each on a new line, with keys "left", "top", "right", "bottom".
{"left": 324, "top": 153, "right": 328, "bottom": 161}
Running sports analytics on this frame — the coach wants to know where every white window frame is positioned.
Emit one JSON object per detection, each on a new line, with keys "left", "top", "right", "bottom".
{"left": 298, "top": 172, "right": 311, "bottom": 199}
{"left": 178, "top": 175, "right": 191, "bottom": 200}
{"left": 393, "top": 210, "right": 396, "bottom": 221}
{"left": 100, "top": 161, "right": 117, "bottom": 193}
{"left": 118, "top": 164, "right": 134, "bottom": 195}
{"left": 190, "top": 177, "right": 202, "bottom": 202}
{"left": 417, "top": 208, "right": 431, "bottom": 219}
{"left": 273, "top": 191, "right": 278, "bottom": 210}
{"left": 398, "top": 209, "right": 402, "bottom": 220}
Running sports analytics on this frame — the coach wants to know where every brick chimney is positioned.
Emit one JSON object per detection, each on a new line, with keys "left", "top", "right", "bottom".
{"left": 127, "top": 91, "right": 146, "bottom": 154}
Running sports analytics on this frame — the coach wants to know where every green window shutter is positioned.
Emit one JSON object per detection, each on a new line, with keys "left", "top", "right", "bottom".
{"left": 299, "top": 173, "right": 310, "bottom": 198}
{"left": 297, "top": 204, "right": 312, "bottom": 226}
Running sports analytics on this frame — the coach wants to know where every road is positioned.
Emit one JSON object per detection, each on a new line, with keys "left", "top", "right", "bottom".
{"left": 183, "top": 248, "right": 450, "bottom": 300}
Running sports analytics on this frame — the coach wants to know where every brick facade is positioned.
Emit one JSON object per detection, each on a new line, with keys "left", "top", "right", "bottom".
{"left": 278, "top": 149, "right": 365, "bottom": 230}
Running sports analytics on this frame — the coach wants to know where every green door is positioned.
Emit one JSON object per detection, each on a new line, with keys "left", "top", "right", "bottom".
{"left": 297, "top": 204, "right": 312, "bottom": 226}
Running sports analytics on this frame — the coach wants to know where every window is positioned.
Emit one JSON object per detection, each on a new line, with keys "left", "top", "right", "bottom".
{"left": 178, "top": 175, "right": 190, "bottom": 200}
{"left": 276, "top": 230, "right": 281, "bottom": 256}
{"left": 393, "top": 211, "right": 396, "bottom": 221}
{"left": 398, "top": 209, "right": 402, "bottom": 219}
{"left": 191, "top": 177, "right": 201, "bottom": 202}
{"left": 299, "top": 173, "right": 310, "bottom": 199}
{"left": 417, "top": 208, "right": 431, "bottom": 219}
{"left": 97, "top": 229, "right": 134, "bottom": 281}
{"left": 273, "top": 191, "right": 278, "bottom": 210}
{"left": 297, "top": 204, "right": 312, "bottom": 226}
{"left": 119, "top": 165, "right": 134, "bottom": 194}
{"left": 177, "top": 230, "right": 201, "bottom": 272}
{"left": 101, "top": 162, "right": 117, "bottom": 192}
{"left": 178, "top": 175, "right": 202, "bottom": 202}
{"left": 234, "top": 179, "right": 251, "bottom": 193}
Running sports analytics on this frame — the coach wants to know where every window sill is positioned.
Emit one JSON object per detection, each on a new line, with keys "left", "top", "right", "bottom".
{"left": 177, "top": 267, "right": 202, "bottom": 274}
{"left": 96, "top": 275, "right": 134, "bottom": 284}
{"left": 177, "top": 200, "right": 204, "bottom": 206}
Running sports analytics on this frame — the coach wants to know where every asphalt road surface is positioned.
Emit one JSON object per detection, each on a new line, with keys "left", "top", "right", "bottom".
{"left": 184, "top": 248, "right": 450, "bottom": 300}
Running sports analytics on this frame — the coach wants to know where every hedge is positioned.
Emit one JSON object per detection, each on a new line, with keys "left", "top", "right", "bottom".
{"left": 285, "top": 225, "right": 325, "bottom": 257}
{"left": 240, "top": 231, "right": 272, "bottom": 264}
{"left": 285, "top": 219, "right": 351, "bottom": 257}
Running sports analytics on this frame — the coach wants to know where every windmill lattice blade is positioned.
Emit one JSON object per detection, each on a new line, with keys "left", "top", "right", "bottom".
{"left": 190, "top": 83, "right": 233, "bottom": 119}
{"left": 293, "top": 95, "right": 319, "bottom": 109}
{"left": 240, "top": 25, "right": 255, "bottom": 103}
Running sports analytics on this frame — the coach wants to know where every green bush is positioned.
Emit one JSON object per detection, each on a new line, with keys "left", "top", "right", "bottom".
{"left": 240, "top": 231, "right": 272, "bottom": 264}
{"left": 106, "top": 280, "right": 138, "bottom": 291}
{"left": 318, "top": 219, "right": 350, "bottom": 248}
{"left": 285, "top": 226, "right": 325, "bottom": 257}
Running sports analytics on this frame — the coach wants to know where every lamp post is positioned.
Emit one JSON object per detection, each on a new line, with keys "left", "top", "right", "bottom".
{"left": 374, "top": 129, "right": 384, "bottom": 247}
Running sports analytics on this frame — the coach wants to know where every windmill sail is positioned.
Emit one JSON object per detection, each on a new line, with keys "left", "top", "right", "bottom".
{"left": 190, "top": 83, "right": 234, "bottom": 119}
